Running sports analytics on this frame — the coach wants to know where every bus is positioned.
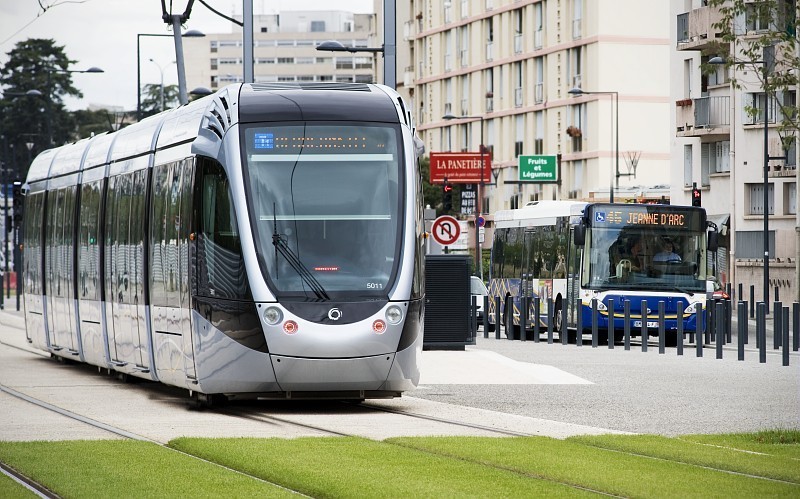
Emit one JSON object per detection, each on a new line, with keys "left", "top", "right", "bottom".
{"left": 489, "top": 201, "right": 718, "bottom": 345}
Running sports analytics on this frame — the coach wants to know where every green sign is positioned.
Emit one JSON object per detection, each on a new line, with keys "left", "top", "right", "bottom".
{"left": 519, "top": 155, "right": 558, "bottom": 183}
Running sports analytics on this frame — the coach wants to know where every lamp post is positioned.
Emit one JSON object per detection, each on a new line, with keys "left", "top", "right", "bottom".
{"left": 710, "top": 53, "right": 773, "bottom": 310}
{"left": 442, "top": 113, "right": 487, "bottom": 278}
{"left": 149, "top": 58, "right": 176, "bottom": 112}
{"left": 568, "top": 87, "right": 618, "bottom": 203}
{"left": 44, "top": 66, "right": 104, "bottom": 146}
{"left": 137, "top": 30, "right": 204, "bottom": 121}
{"left": 316, "top": 40, "right": 385, "bottom": 86}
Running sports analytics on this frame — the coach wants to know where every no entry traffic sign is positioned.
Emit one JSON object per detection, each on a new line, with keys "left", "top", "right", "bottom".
{"left": 431, "top": 215, "right": 461, "bottom": 246}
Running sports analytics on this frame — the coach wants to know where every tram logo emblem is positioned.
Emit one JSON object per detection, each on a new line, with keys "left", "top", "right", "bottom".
{"left": 328, "top": 308, "right": 342, "bottom": 321}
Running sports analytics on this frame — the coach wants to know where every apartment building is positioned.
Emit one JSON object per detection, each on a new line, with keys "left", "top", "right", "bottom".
{"left": 671, "top": 0, "right": 798, "bottom": 302}
{"left": 400, "top": 0, "right": 672, "bottom": 215}
{"left": 182, "top": 11, "right": 378, "bottom": 90}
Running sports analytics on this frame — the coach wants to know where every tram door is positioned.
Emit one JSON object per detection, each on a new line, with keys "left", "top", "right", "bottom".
{"left": 105, "top": 169, "right": 150, "bottom": 370}
{"left": 45, "top": 186, "right": 79, "bottom": 355}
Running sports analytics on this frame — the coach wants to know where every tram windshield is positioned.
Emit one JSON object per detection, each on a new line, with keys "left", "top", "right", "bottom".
{"left": 582, "top": 205, "right": 708, "bottom": 293}
{"left": 242, "top": 123, "right": 403, "bottom": 299}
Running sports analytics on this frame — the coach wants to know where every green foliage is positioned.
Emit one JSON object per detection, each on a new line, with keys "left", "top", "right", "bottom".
{"left": 140, "top": 83, "right": 180, "bottom": 117}
{"left": 707, "top": 0, "right": 800, "bottom": 143}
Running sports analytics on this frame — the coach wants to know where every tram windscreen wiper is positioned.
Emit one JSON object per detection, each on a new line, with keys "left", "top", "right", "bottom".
{"left": 271, "top": 209, "right": 330, "bottom": 300}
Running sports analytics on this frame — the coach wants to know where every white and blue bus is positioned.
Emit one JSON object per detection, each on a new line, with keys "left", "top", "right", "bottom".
{"left": 489, "top": 201, "right": 718, "bottom": 345}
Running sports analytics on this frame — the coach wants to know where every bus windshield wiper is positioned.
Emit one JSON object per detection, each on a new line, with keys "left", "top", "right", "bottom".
{"left": 654, "top": 284, "right": 694, "bottom": 296}
{"left": 271, "top": 209, "right": 330, "bottom": 300}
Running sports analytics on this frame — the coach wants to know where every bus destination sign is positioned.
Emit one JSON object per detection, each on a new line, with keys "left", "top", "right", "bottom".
{"left": 590, "top": 206, "right": 702, "bottom": 231}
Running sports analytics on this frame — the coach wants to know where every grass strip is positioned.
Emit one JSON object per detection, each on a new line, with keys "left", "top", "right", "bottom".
{"left": 570, "top": 433, "right": 800, "bottom": 484}
{"left": 681, "top": 429, "right": 800, "bottom": 460}
{"left": 388, "top": 436, "right": 800, "bottom": 498}
{"left": 169, "top": 436, "right": 596, "bottom": 498}
{"left": 0, "top": 469, "right": 33, "bottom": 499}
{"left": 0, "top": 440, "right": 293, "bottom": 498}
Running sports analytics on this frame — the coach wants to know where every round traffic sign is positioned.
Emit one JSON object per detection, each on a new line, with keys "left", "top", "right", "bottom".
{"left": 431, "top": 215, "right": 461, "bottom": 246}
{"left": 476, "top": 215, "right": 485, "bottom": 228}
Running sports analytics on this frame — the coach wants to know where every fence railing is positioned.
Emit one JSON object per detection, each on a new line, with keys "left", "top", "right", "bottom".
{"left": 470, "top": 294, "right": 798, "bottom": 367}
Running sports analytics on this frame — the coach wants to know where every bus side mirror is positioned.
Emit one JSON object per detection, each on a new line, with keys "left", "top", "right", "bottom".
{"left": 707, "top": 231, "right": 718, "bottom": 252}
{"left": 574, "top": 224, "right": 586, "bottom": 246}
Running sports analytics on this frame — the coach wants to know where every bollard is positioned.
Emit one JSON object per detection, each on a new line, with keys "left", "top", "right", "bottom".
{"left": 741, "top": 300, "right": 749, "bottom": 345}
{"left": 520, "top": 296, "right": 527, "bottom": 342}
{"left": 715, "top": 301, "right": 724, "bottom": 359}
{"left": 495, "top": 296, "right": 502, "bottom": 340}
{"left": 591, "top": 299, "right": 599, "bottom": 348}
{"left": 547, "top": 297, "right": 554, "bottom": 344}
{"left": 783, "top": 306, "right": 790, "bottom": 367}
{"left": 757, "top": 302, "right": 766, "bottom": 364}
{"left": 696, "top": 302, "right": 703, "bottom": 358}
{"left": 725, "top": 299, "right": 732, "bottom": 344}
{"left": 483, "top": 295, "right": 490, "bottom": 338}
{"left": 641, "top": 300, "right": 648, "bottom": 352}
{"left": 623, "top": 300, "right": 631, "bottom": 351}
{"left": 533, "top": 297, "right": 541, "bottom": 343}
{"left": 749, "top": 285, "right": 755, "bottom": 319}
{"left": 705, "top": 298, "right": 713, "bottom": 345}
{"left": 471, "top": 294, "right": 477, "bottom": 340}
{"left": 794, "top": 302, "right": 799, "bottom": 352}
{"left": 608, "top": 298, "right": 615, "bottom": 349}
{"left": 774, "top": 301, "right": 782, "bottom": 349}
{"left": 737, "top": 302, "right": 746, "bottom": 361}
{"left": 677, "top": 303, "right": 684, "bottom": 356}
{"left": 576, "top": 298, "right": 583, "bottom": 347}
{"left": 658, "top": 301, "right": 666, "bottom": 354}
{"left": 738, "top": 283, "right": 743, "bottom": 304}
{"left": 775, "top": 286, "right": 780, "bottom": 303}
{"left": 506, "top": 296, "right": 514, "bottom": 340}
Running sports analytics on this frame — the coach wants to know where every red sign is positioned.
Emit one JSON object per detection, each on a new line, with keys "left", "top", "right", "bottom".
{"left": 430, "top": 152, "right": 491, "bottom": 184}
{"left": 431, "top": 215, "right": 461, "bottom": 246}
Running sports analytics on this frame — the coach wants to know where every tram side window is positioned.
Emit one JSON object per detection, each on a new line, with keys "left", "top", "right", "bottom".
{"left": 197, "top": 158, "right": 251, "bottom": 300}
{"left": 78, "top": 180, "right": 102, "bottom": 301}
{"left": 504, "top": 228, "right": 523, "bottom": 279}
{"left": 23, "top": 192, "right": 45, "bottom": 296}
{"left": 491, "top": 229, "right": 506, "bottom": 280}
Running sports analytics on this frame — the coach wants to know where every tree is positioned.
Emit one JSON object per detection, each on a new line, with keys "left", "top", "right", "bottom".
{"left": 708, "top": 0, "right": 799, "bottom": 152}
{"left": 140, "top": 83, "right": 180, "bottom": 117}
{"left": 0, "top": 38, "right": 82, "bottom": 178}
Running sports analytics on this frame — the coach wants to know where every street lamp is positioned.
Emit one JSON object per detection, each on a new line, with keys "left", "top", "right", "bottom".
{"left": 710, "top": 53, "right": 774, "bottom": 310}
{"left": 568, "top": 87, "right": 618, "bottom": 202}
{"left": 316, "top": 40, "right": 385, "bottom": 86}
{"left": 137, "top": 30, "right": 205, "bottom": 120}
{"left": 443, "top": 113, "right": 487, "bottom": 278}
{"left": 44, "top": 66, "right": 104, "bottom": 146}
{"left": 149, "top": 58, "right": 176, "bottom": 112}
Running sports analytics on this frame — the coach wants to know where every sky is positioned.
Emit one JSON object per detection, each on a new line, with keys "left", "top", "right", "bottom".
{"left": 0, "top": 0, "right": 374, "bottom": 110}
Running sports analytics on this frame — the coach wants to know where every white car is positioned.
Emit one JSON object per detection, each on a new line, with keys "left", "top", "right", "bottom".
{"left": 470, "top": 276, "right": 489, "bottom": 321}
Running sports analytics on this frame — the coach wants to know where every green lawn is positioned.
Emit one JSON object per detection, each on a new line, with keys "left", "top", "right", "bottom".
{"left": 0, "top": 431, "right": 797, "bottom": 498}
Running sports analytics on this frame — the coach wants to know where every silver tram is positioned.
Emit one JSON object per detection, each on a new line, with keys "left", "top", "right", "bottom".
{"left": 22, "top": 83, "right": 425, "bottom": 403}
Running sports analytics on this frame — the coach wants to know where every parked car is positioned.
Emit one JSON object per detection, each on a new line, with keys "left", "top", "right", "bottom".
{"left": 707, "top": 277, "right": 730, "bottom": 301}
{"left": 470, "top": 276, "right": 489, "bottom": 322}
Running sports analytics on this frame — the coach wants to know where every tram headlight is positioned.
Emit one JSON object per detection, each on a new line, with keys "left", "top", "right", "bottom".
{"left": 386, "top": 305, "right": 403, "bottom": 325}
{"left": 264, "top": 306, "right": 283, "bottom": 325}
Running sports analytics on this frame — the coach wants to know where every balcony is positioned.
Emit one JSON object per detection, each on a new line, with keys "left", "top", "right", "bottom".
{"left": 676, "top": 96, "right": 730, "bottom": 137}
{"left": 676, "top": 7, "right": 725, "bottom": 51}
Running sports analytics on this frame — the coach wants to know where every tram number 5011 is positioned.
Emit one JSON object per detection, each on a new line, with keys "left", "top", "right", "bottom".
{"left": 366, "top": 282, "right": 384, "bottom": 289}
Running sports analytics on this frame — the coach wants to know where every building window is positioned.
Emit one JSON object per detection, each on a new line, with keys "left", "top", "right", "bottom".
{"left": 277, "top": 57, "right": 295, "bottom": 64}
{"left": 684, "top": 144, "right": 693, "bottom": 187}
{"left": 735, "top": 231, "right": 775, "bottom": 258}
{"left": 745, "top": 2, "right": 771, "bottom": 32}
{"left": 744, "top": 92, "right": 777, "bottom": 125}
{"left": 747, "top": 182, "right": 774, "bottom": 215}
{"left": 310, "top": 21, "right": 326, "bottom": 32}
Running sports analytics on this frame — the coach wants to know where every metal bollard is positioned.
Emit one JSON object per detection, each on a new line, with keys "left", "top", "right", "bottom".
{"left": 533, "top": 297, "right": 541, "bottom": 343}
{"left": 506, "top": 296, "right": 514, "bottom": 340}
{"left": 624, "top": 300, "right": 631, "bottom": 351}
{"left": 696, "top": 302, "right": 703, "bottom": 358}
{"left": 471, "top": 294, "right": 477, "bottom": 339}
{"left": 783, "top": 306, "right": 790, "bottom": 367}
{"left": 725, "top": 299, "right": 732, "bottom": 344}
{"left": 749, "top": 285, "right": 755, "bottom": 319}
{"left": 576, "top": 298, "right": 583, "bottom": 347}
{"left": 520, "top": 296, "right": 527, "bottom": 342}
{"left": 715, "top": 301, "right": 724, "bottom": 359}
{"left": 641, "top": 300, "right": 648, "bottom": 352}
{"left": 738, "top": 283, "right": 743, "bottom": 305}
{"left": 775, "top": 286, "right": 780, "bottom": 303}
{"left": 483, "top": 295, "right": 490, "bottom": 338}
{"left": 608, "top": 298, "right": 615, "bottom": 349}
{"left": 741, "top": 300, "right": 749, "bottom": 345}
{"left": 591, "top": 298, "right": 598, "bottom": 348}
{"left": 495, "top": 296, "right": 502, "bottom": 340}
{"left": 794, "top": 302, "right": 799, "bottom": 352}
{"left": 705, "top": 298, "right": 713, "bottom": 345}
{"left": 757, "top": 302, "right": 766, "bottom": 364}
{"left": 658, "top": 301, "right": 666, "bottom": 354}
{"left": 774, "top": 301, "right": 782, "bottom": 349}
{"left": 737, "top": 301, "right": 746, "bottom": 361}
{"left": 547, "top": 297, "right": 554, "bottom": 344}
{"left": 677, "top": 303, "right": 684, "bottom": 356}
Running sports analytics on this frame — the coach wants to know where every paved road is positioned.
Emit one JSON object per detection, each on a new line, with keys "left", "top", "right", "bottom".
{"left": 1, "top": 310, "right": 797, "bottom": 441}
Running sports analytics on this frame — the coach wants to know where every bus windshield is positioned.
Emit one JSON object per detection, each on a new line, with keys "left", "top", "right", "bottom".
{"left": 241, "top": 123, "right": 403, "bottom": 300}
{"left": 583, "top": 205, "right": 708, "bottom": 293}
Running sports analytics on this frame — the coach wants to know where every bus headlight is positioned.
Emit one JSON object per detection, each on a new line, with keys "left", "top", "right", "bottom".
{"left": 386, "top": 305, "right": 403, "bottom": 325}
{"left": 264, "top": 306, "right": 283, "bottom": 325}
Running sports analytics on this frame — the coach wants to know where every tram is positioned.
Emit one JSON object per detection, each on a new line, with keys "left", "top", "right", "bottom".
{"left": 21, "top": 82, "right": 425, "bottom": 404}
